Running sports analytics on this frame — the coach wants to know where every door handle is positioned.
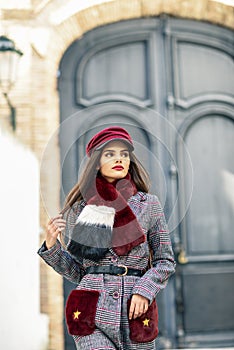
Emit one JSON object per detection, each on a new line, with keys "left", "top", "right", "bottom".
{"left": 178, "top": 248, "right": 188, "bottom": 264}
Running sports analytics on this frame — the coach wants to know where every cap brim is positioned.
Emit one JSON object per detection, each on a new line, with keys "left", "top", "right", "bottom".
{"left": 96, "top": 138, "right": 134, "bottom": 151}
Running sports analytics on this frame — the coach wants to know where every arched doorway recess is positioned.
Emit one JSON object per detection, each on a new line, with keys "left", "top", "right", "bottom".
{"left": 58, "top": 17, "right": 234, "bottom": 349}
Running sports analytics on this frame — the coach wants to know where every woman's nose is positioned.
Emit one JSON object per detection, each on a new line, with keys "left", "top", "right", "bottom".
{"left": 115, "top": 154, "right": 122, "bottom": 162}
{"left": 115, "top": 158, "right": 122, "bottom": 163}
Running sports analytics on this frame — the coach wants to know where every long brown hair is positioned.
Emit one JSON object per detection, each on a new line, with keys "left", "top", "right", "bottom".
{"left": 61, "top": 149, "right": 150, "bottom": 215}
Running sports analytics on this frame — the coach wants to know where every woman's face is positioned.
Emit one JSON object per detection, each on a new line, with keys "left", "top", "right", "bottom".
{"left": 99, "top": 140, "right": 131, "bottom": 182}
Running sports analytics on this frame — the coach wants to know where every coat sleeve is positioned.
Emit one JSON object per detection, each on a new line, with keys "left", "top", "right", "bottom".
{"left": 131, "top": 196, "right": 176, "bottom": 303}
{"left": 38, "top": 240, "right": 83, "bottom": 284}
{"left": 37, "top": 201, "right": 85, "bottom": 285}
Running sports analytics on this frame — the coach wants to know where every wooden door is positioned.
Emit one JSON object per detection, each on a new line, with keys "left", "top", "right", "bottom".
{"left": 58, "top": 17, "right": 234, "bottom": 349}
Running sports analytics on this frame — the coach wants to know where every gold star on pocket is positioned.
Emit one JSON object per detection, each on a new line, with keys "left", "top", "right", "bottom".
{"left": 142, "top": 318, "right": 150, "bottom": 327}
{"left": 73, "top": 310, "right": 81, "bottom": 320}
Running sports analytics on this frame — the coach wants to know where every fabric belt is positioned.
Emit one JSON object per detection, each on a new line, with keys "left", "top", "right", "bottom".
{"left": 85, "top": 265, "right": 145, "bottom": 277}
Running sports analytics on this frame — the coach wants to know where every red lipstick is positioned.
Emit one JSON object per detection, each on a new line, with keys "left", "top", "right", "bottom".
{"left": 112, "top": 166, "right": 124, "bottom": 170}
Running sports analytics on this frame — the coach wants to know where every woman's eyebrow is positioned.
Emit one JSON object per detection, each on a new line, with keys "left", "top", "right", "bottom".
{"left": 103, "top": 149, "right": 129, "bottom": 152}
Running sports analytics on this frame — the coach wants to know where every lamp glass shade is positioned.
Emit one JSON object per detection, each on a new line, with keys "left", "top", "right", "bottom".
{"left": 0, "top": 36, "right": 23, "bottom": 94}
{"left": 0, "top": 51, "right": 22, "bottom": 93}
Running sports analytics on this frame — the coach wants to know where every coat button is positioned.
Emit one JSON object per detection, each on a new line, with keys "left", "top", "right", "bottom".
{"left": 111, "top": 256, "right": 118, "bottom": 263}
{"left": 112, "top": 291, "right": 120, "bottom": 299}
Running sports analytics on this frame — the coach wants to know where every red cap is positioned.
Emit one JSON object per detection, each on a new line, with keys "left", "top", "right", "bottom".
{"left": 86, "top": 126, "right": 134, "bottom": 156}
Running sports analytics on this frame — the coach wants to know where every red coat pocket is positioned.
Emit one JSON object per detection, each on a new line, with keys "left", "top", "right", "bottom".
{"left": 127, "top": 298, "right": 159, "bottom": 343}
{"left": 65, "top": 289, "right": 100, "bottom": 336}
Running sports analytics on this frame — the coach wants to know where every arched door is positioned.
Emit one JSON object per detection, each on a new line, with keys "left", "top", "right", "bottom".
{"left": 58, "top": 17, "right": 234, "bottom": 349}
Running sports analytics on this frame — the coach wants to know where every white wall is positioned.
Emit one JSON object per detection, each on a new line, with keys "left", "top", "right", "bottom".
{"left": 0, "top": 130, "right": 48, "bottom": 350}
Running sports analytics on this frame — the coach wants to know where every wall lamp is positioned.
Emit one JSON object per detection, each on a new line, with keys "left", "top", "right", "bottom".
{"left": 0, "top": 35, "right": 23, "bottom": 131}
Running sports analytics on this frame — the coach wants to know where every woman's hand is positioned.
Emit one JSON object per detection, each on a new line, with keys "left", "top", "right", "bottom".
{"left": 129, "top": 294, "right": 149, "bottom": 319}
{"left": 45, "top": 214, "right": 66, "bottom": 249}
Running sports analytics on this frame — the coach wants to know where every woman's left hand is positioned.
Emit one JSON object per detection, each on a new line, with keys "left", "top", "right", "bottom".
{"left": 129, "top": 294, "right": 149, "bottom": 319}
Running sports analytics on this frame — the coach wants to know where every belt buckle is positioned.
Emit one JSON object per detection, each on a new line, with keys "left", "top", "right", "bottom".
{"left": 117, "top": 264, "right": 128, "bottom": 276}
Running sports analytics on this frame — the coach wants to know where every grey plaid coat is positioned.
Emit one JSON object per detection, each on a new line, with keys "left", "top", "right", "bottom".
{"left": 38, "top": 192, "right": 176, "bottom": 350}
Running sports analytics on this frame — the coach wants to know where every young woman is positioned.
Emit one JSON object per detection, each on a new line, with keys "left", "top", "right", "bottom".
{"left": 38, "top": 126, "right": 175, "bottom": 350}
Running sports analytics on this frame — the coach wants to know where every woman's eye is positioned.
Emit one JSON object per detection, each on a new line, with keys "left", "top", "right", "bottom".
{"left": 122, "top": 152, "right": 129, "bottom": 158}
{"left": 105, "top": 152, "right": 114, "bottom": 157}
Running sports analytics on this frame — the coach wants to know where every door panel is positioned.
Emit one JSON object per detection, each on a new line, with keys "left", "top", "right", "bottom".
{"left": 78, "top": 42, "right": 148, "bottom": 102}
{"left": 183, "top": 265, "right": 234, "bottom": 333}
{"left": 171, "top": 22, "right": 234, "bottom": 111}
{"left": 176, "top": 43, "right": 234, "bottom": 98}
{"left": 185, "top": 115, "right": 234, "bottom": 256}
{"left": 74, "top": 27, "right": 158, "bottom": 108}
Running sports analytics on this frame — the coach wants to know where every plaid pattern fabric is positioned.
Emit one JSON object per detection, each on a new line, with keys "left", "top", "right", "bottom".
{"left": 38, "top": 192, "right": 175, "bottom": 349}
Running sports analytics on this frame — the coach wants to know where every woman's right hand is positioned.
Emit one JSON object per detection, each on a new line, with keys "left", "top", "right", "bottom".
{"left": 45, "top": 214, "right": 66, "bottom": 249}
